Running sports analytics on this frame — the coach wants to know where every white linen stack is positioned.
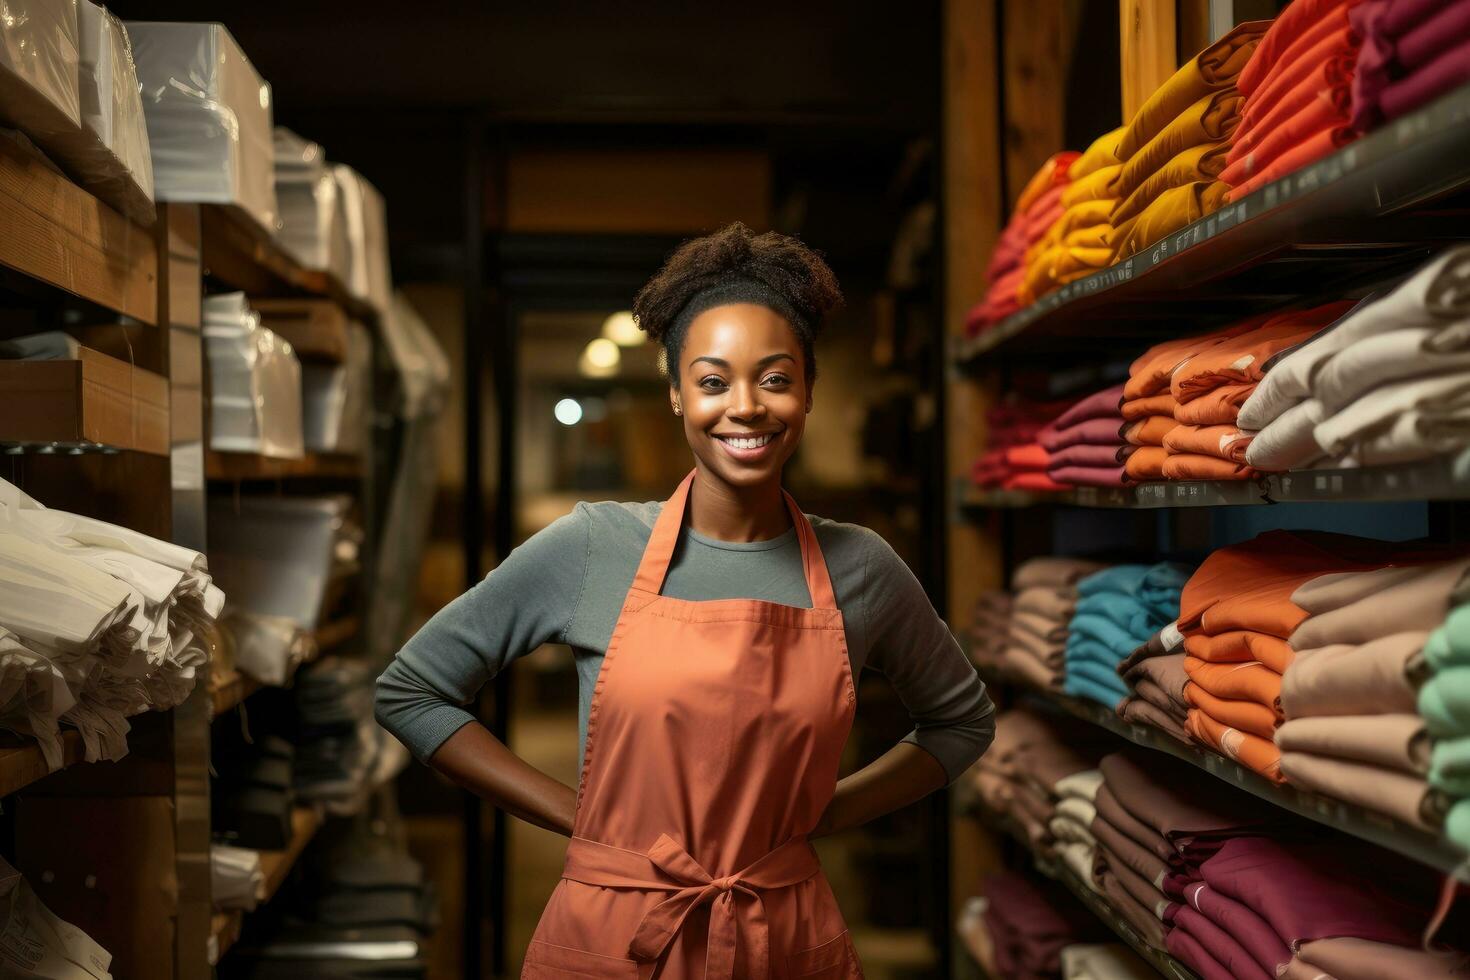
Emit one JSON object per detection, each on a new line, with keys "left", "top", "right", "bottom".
{"left": 1239, "top": 246, "right": 1470, "bottom": 470}
{"left": 0, "top": 478, "right": 224, "bottom": 769}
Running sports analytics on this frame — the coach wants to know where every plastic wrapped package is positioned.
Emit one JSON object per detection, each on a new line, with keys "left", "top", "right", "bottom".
{"left": 0, "top": 629, "right": 75, "bottom": 770}
{"left": 303, "top": 322, "right": 372, "bottom": 454}
{"left": 211, "top": 845, "right": 265, "bottom": 912}
{"left": 221, "top": 609, "right": 309, "bottom": 687}
{"left": 205, "top": 495, "right": 351, "bottom": 630}
{"left": 0, "top": 855, "right": 112, "bottom": 980}
{"left": 126, "top": 21, "right": 276, "bottom": 234}
{"left": 334, "top": 164, "right": 392, "bottom": 315}
{"left": 274, "top": 128, "right": 351, "bottom": 283}
{"left": 0, "top": 0, "right": 81, "bottom": 149}
{"left": 203, "top": 293, "right": 305, "bottom": 459}
{"left": 73, "top": 2, "right": 154, "bottom": 223}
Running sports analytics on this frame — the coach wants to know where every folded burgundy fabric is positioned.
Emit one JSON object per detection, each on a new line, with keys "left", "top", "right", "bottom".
{"left": 1047, "top": 443, "right": 1132, "bottom": 468}
{"left": 1171, "top": 880, "right": 1290, "bottom": 978}
{"left": 1051, "top": 384, "right": 1126, "bottom": 430}
{"left": 1380, "top": 36, "right": 1470, "bottom": 120}
{"left": 982, "top": 870, "right": 1106, "bottom": 979}
{"left": 1166, "top": 905, "right": 1273, "bottom": 980}
{"left": 1049, "top": 464, "right": 1128, "bottom": 488}
{"left": 1040, "top": 416, "right": 1127, "bottom": 452}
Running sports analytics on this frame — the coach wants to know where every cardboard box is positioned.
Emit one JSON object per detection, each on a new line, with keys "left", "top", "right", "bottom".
{"left": 0, "top": 347, "right": 169, "bottom": 454}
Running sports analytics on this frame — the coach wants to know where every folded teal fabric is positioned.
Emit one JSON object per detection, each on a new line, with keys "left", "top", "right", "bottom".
{"left": 1429, "top": 736, "right": 1470, "bottom": 796}
{"left": 1419, "top": 667, "right": 1470, "bottom": 738}
{"left": 1069, "top": 613, "right": 1143, "bottom": 659}
{"left": 1065, "top": 660, "right": 1131, "bottom": 706}
{"left": 1076, "top": 592, "right": 1152, "bottom": 636}
{"left": 1078, "top": 562, "right": 1191, "bottom": 622}
{"left": 1424, "top": 606, "right": 1470, "bottom": 672}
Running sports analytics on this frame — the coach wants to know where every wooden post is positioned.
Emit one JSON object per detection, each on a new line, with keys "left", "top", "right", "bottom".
{"left": 1000, "top": 0, "right": 1075, "bottom": 206}
{"left": 1119, "top": 0, "right": 1179, "bottom": 121}
{"left": 943, "top": 1, "right": 1006, "bottom": 970}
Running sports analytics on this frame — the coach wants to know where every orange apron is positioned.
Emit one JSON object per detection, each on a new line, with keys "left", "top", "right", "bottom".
{"left": 523, "top": 471, "right": 863, "bottom": 979}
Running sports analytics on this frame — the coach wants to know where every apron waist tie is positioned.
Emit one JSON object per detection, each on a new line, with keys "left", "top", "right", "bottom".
{"left": 562, "top": 833, "right": 821, "bottom": 979}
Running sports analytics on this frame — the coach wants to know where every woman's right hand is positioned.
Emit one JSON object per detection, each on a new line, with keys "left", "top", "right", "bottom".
{"left": 428, "top": 721, "right": 578, "bottom": 836}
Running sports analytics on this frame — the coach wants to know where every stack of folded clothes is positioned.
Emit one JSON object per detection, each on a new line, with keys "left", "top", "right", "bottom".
{"left": 1277, "top": 555, "right": 1470, "bottom": 833}
{"left": 1163, "top": 301, "right": 1353, "bottom": 480}
{"left": 1352, "top": 0, "right": 1470, "bottom": 132}
{"left": 1090, "top": 752, "right": 1276, "bottom": 952}
{"left": 978, "top": 870, "right": 1109, "bottom": 980}
{"left": 1064, "top": 563, "right": 1188, "bottom": 707}
{"left": 1110, "top": 21, "right": 1266, "bottom": 260}
{"left": 1022, "top": 129, "right": 1125, "bottom": 301}
{"left": 1240, "top": 247, "right": 1470, "bottom": 472}
{"left": 1049, "top": 767, "right": 1105, "bottom": 891}
{"left": 970, "top": 706, "right": 1101, "bottom": 856}
{"left": 1117, "top": 634, "right": 1193, "bottom": 744}
{"left": 965, "top": 152, "right": 1080, "bottom": 338}
{"left": 1165, "top": 835, "right": 1456, "bottom": 980}
{"left": 1422, "top": 606, "right": 1470, "bottom": 852}
{"left": 1223, "top": 0, "right": 1362, "bottom": 201}
{"left": 1003, "top": 557, "right": 1106, "bottom": 690}
{"left": 973, "top": 396, "right": 1074, "bottom": 490}
{"left": 1039, "top": 385, "right": 1129, "bottom": 488}
{"left": 1171, "top": 530, "right": 1440, "bottom": 781}
{"left": 968, "top": 589, "right": 1012, "bottom": 674}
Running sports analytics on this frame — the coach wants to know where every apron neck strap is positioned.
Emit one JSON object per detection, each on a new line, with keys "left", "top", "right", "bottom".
{"left": 631, "top": 469, "right": 838, "bottom": 610}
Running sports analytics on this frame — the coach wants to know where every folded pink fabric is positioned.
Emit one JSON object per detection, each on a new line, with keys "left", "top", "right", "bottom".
{"left": 1051, "top": 384, "right": 1126, "bottom": 430}
{"left": 1047, "top": 443, "right": 1131, "bottom": 469}
{"left": 1049, "top": 465, "right": 1128, "bottom": 488}
{"left": 1380, "top": 36, "right": 1470, "bottom": 121}
{"left": 1039, "top": 417, "right": 1125, "bottom": 452}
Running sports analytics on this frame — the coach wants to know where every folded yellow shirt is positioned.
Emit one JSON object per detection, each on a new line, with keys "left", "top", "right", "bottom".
{"left": 1063, "top": 223, "right": 1115, "bottom": 252}
{"left": 1055, "top": 246, "right": 1115, "bottom": 284}
{"left": 1069, "top": 126, "right": 1126, "bottom": 180}
{"left": 1114, "top": 91, "right": 1241, "bottom": 205}
{"left": 1062, "top": 164, "right": 1123, "bottom": 208}
{"left": 1116, "top": 20, "right": 1267, "bottom": 161}
{"left": 1113, "top": 142, "right": 1231, "bottom": 226}
{"left": 1055, "top": 198, "right": 1118, "bottom": 239}
{"left": 1111, "top": 181, "right": 1229, "bottom": 261}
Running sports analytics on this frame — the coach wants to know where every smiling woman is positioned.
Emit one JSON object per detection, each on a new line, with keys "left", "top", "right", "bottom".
{"left": 374, "top": 221, "right": 995, "bottom": 979}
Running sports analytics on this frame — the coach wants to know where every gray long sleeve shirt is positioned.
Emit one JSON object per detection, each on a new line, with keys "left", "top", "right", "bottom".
{"left": 375, "top": 500, "right": 994, "bottom": 783}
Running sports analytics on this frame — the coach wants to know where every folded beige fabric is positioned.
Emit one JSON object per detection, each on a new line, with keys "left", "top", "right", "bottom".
{"left": 1274, "top": 714, "right": 1429, "bottom": 774}
{"left": 1280, "top": 631, "right": 1426, "bottom": 718}
{"left": 1012, "top": 608, "right": 1069, "bottom": 644}
{"left": 1004, "top": 645, "right": 1063, "bottom": 691}
{"left": 1009, "top": 627, "right": 1066, "bottom": 669}
{"left": 1123, "top": 652, "right": 1190, "bottom": 708}
{"left": 1315, "top": 324, "right": 1470, "bottom": 414}
{"left": 1013, "top": 556, "right": 1108, "bottom": 590}
{"left": 1119, "top": 697, "right": 1192, "bottom": 743}
{"left": 1314, "top": 371, "right": 1470, "bottom": 463}
{"left": 1292, "top": 564, "right": 1441, "bottom": 616}
{"left": 1014, "top": 585, "right": 1079, "bottom": 621}
{"left": 1290, "top": 557, "right": 1470, "bottom": 650}
{"left": 1297, "top": 936, "right": 1470, "bottom": 980}
{"left": 1279, "top": 752, "right": 1440, "bottom": 831}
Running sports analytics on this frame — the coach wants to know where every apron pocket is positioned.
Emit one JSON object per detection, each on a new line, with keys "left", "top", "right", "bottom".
{"left": 523, "top": 939, "right": 640, "bottom": 978}
{"left": 788, "top": 930, "right": 861, "bottom": 978}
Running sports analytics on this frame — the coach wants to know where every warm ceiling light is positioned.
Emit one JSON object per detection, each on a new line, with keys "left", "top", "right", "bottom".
{"left": 601, "top": 311, "right": 644, "bottom": 347}
{"left": 579, "top": 337, "right": 621, "bottom": 378}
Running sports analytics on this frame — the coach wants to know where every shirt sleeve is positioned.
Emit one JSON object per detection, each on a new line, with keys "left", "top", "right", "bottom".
{"left": 860, "top": 531, "right": 996, "bottom": 784}
{"left": 374, "top": 503, "right": 593, "bottom": 762}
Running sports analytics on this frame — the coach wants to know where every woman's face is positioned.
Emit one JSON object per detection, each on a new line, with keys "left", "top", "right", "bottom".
{"left": 672, "top": 303, "right": 811, "bottom": 489}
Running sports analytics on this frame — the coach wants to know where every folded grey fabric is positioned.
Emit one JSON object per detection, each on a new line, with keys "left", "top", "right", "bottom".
{"left": 1239, "top": 246, "right": 1470, "bottom": 430}
{"left": 1119, "top": 697, "right": 1192, "bottom": 743}
{"left": 1123, "top": 652, "right": 1189, "bottom": 710}
{"left": 1293, "top": 564, "right": 1441, "bottom": 616}
{"left": 1278, "top": 752, "right": 1440, "bottom": 831}
{"left": 1274, "top": 714, "right": 1430, "bottom": 774}
{"left": 1315, "top": 371, "right": 1470, "bottom": 463}
{"left": 1316, "top": 323, "right": 1470, "bottom": 414}
{"left": 1132, "top": 678, "right": 1187, "bottom": 721}
{"left": 1289, "top": 558, "right": 1470, "bottom": 650}
{"left": 1243, "top": 397, "right": 1327, "bottom": 470}
{"left": 1280, "top": 631, "right": 1426, "bottom": 719}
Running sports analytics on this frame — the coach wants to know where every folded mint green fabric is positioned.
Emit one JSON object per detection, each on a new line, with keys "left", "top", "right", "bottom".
{"left": 1419, "top": 667, "right": 1470, "bottom": 738}
{"left": 1430, "top": 736, "right": 1470, "bottom": 796}
{"left": 1447, "top": 797, "right": 1470, "bottom": 853}
{"left": 1424, "top": 605, "right": 1470, "bottom": 672}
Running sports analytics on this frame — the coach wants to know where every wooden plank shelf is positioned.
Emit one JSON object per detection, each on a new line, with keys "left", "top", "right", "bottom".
{"left": 954, "top": 81, "right": 1470, "bottom": 365}
{"left": 200, "top": 204, "right": 378, "bottom": 327}
{"left": 0, "top": 730, "right": 86, "bottom": 798}
{"left": 314, "top": 615, "right": 359, "bottom": 651}
{"left": 0, "top": 132, "right": 158, "bottom": 325}
{"left": 204, "top": 450, "right": 363, "bottom": 482}
{"left": 209, "top": 806, "right": 324, "bottom": 966}
{"left": 209, "top": 670, "right": 262, "bottom": 719}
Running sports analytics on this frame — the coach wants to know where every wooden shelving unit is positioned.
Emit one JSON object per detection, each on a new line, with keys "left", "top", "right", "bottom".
{"left": 208, "top": 806, "right": 325, "bottom": 966}
{"left": 0, "top": 731, "right": 86, "bottom": 798}
{"left": 208, "top": 616, "right": 355, "bottom": 719}
{"left": 204, "top": 450, "right": 364, "bottom": 482}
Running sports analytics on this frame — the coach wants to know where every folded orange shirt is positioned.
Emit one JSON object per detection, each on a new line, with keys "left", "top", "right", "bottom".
{"left": 1121, "top": 393, "right": 1178, "bottom": 421}
{"left": 1185, "top": 682, "right": 1281, "bottom": 739}
{"left": 1176, "top": 530, "right": 1426, "bottom": 639}
{"left": 1184, "top": 657, "right": 1283, "bottom": 713}
{"left": 1236, "top": 0, "right": 1349, "bottom": 97}
{"left": 1161, "top": 453, "right": 1255, "bottom": 481}
{"left": 1114, "top": 141, "right": 1232, "bottom": 226}
{"left": 1226, "top": 126, "right": 1356, "bottom": 202}
{"left": 1123, "top": 317, "right": 1268, "bottom": 400}
{"left": 1170, "top": 301, "right": 1355, "bottom": 403}
{"left": 1115, "top": 92, "right": 1241, "bottom": 206}
{"left": 1123, "top": 415, "right": 1178, "bottom": 446}
{"left": 1187, "top": 709, "right": 1284, "bottom": 782}
{"left": 1124, "top": 445, "right": 1169, "bottom": 483}
{"left": 1173, "top": 384, "right": 1254, "bottom": 425}
{"left": 1004, "top": 471, "right": 1068, "bottom": 492}
{"left": 1164, "top": 424, "right": 1252, "bottom": 462}
{"left": 1184, "top": 630, "right": 1295, "bottom": 674}
{"left": 1015, "top": 151, "right": 1081, "bottom": 216}
{"left": 1117, "top": 20, "right": 1268, "bottom": 161}
{"left": 1004, "top": 442, "right": 1051, "bottom": 472}
{"left": 1111, "top": 181, "right": 1231, "bottom": 261}
{"left": 1226, "top": 97, "right": 1352, "bottom": 181}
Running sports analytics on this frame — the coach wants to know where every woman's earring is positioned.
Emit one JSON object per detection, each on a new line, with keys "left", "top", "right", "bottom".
{"left": 673, "top": 406, "right": 682, "bottom": 416}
